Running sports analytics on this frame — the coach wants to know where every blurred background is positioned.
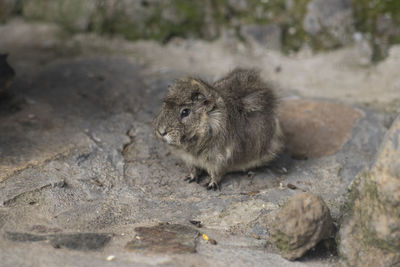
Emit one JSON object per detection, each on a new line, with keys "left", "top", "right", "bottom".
{"left": 1, "top": 0, "right": 400, "bottom": 109}
{"left": 1, "top": 0, "right": 400, "bottom": 60}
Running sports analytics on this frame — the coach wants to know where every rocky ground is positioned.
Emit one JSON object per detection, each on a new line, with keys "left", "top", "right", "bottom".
{"left": 0, "top": 19, "right": 399, "bottom": 266}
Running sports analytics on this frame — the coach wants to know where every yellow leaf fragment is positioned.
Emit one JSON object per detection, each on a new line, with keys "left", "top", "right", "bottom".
{"left": 202, "top": 233, "right": 209, "bottom": 241}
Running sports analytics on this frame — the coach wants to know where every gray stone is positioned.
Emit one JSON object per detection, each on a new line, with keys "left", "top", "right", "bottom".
{"left": 228, "top": 0, "right": 249, "bottom": 12}
{"left": 303, "top": 0, "right": 354, "bottom": 47}
{"left": 0, "top": 56, "right": 144, "bottom": 183}
{"left": 271, "top": 192, "right": 334, "bottom": 261}
{"left": 376, "top": 15, "right": 400, "bottom": 36}
{"left": 125, "top": 224, "right": 199, "bottom": 253}
{"left": 161, "top": 5, "right": 183, "bottom": 25}
{"left": 5, "top": 232, "right": 47, "bottom": 242}
{"left": 353, "top": 33, "right": 373, "bottom": 66}
{"left": 48, "top": 233, "right": 112, "bottom": 251}
{"left": 279, "top": 99, "right": 363, "bottom": 158}
{"left": 6, "top": 232, "right": 112, "bottom": 251}
{"left": 0, "top": 52, "right": 391, "bottom": 266}
{"left": 241, "top": 24, "right": 282, "bottom": 50}
{"left": 339, "top": 114, "right": 400, "bottom": 267}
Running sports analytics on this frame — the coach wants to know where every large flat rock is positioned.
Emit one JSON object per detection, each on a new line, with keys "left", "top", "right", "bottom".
{"left": 0, "top": 56, "right": 392, "bottom": 266}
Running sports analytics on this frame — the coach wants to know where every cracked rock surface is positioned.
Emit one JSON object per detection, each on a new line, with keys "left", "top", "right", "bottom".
{"left": 1, "top": 20, "right": 399, "bottom": 266}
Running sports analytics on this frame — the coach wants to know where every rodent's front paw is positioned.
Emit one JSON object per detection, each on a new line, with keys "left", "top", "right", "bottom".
{"left": 184, "top": 175, "right": 199, "bottom": 183}
{"left": 184, "top": 167, "right": 203, "bottom": 184}
{"left": 206, "top": 181, "right": 220, "bottom": 191}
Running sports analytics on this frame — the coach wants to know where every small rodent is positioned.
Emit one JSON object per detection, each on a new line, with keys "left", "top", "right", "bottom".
{"left": 0, "top": 54, "right": 15, "bottom": 95}
{"left": 153, "top": 68, "right": 283, "bottom": 190}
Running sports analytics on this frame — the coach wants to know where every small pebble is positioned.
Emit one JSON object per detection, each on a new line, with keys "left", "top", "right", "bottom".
{"left": 106, "top": 255, "right": 115, "bottom": 261}
{"left": 252, "top": 234, "right": 261, "bottom": 240}
{"left": 189, "top": 220, "right": 202, "bottom": 228}
{"left": 248, "top": 190, "right": 260, "bottom": 196}
{"left": 287, "top": 183, "right": 298, "bottom": 190}
{"left": 247, "top": 171, "right": 255, "bottom": 178}
{"left": 209, "top": 239, "right": 217, "bottom": 245}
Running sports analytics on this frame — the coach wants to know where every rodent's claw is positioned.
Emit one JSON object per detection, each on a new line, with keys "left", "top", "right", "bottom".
{"left": 206, "top": 182, "right": 220, "bottom": 191}
{"left": 184, "top": 175, "right": 199, "bottom": 183}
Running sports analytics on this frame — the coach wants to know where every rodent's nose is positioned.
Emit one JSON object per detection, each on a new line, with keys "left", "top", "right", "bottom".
{"left": 158, "top": 126, "right": 167, "bottom": 136}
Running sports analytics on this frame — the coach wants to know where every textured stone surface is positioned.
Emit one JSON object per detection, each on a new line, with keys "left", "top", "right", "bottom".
{"left": 271, "top": 193, "right": 334, "bottom": 260}
{"left": 280, "top": 99, "right": 363, "bottom": 158}
{"left": 3, "top": 0, "right": 400, "bottom": 61}
{"left": 241, "top": 24, "right": 282, "bottom": 50}
{"left": 1, "top": 20, "right": 399, "bottom": 266}
{"left": 6, "top": 232, "right": 112, "bottom": 250}
{"left": 125, "top": 224, "right": 199, "bottom": 253}
{"left": 0, "top": 56, "right": 143, "bottom": 182}
{"left": 0, "top": 54, "right": 389, "bottom": 266}
{"left": 339, "top": 115, "right": 400, "bottom": 267}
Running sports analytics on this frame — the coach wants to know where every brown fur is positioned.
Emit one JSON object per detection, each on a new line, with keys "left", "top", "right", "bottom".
{"left": 153, "top": 68, "right": 283, "bottom": 190}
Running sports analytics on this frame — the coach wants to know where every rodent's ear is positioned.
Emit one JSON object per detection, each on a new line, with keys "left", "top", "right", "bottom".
{"left": 191, "top": 91, "right": 215, "bottom": 110}
{"left": 191, "top": 92, "right": 205, "bottom": 102}
{"left": 187, "top": 78, "right": 217, "bottom": 111}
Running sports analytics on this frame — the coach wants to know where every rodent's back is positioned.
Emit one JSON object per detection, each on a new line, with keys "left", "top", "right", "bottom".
{"left": 210, "top": 68, "right": 281, "bottom": 169}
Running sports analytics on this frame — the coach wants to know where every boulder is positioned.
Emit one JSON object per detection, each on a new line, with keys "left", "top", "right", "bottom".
{"left": 339, "top": 114, "right": 400, "bottom": 266}
{"left": 271, "top": 192, "right": 334, "bottom": 260}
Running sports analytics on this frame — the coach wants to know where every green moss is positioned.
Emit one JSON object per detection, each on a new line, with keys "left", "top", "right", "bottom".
{"left": 21, "top": 0, "right": 94, "bottom": 33}
{"left": 361, "top": 228, "right": 399, "bottom": 253}
{"left": 341, "top": 170, "right": 400, "bottom": 254}
{"left": 271, "top": 230, "right": 292, "bottom": 254}
{"left": 339, "top": 171, "right": 364, "bottom": 216}
{"left": 112, "top": 1, "right": 207, "bottom": 43}
{"left": 159, "top": 0, "right": 206, "bottom": 42}
{"left": 217, "top": 0, "right": 313, "bottom": 53}
{"left": 280, "top": 0, "right": 312, "bottom": 53}
{"left": 4, "top": 0, "right": 400, "bottom": 59}
{"left": 352, "top": 0, "right": 400, "bottom": 61}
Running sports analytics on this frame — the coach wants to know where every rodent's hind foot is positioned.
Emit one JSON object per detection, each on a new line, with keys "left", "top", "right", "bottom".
{"left": 206, "top": 181, "right": 220, "bottom": 191}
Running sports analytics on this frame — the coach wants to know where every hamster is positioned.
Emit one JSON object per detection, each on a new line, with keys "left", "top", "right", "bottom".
{"left": 153, "top": 68, "right": 283, "bottom": 190}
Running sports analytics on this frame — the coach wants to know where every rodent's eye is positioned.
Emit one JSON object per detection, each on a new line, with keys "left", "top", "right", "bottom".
{"left": 180, "top": 108, "right": 190, "bottom": 118}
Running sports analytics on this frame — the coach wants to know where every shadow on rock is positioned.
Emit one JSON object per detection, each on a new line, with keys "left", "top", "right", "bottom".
{"left": 5, "top": 232, "right": 112, "bottom": 251}
{"left": 125, "top": 224, "right": 199, "bottom": 254}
